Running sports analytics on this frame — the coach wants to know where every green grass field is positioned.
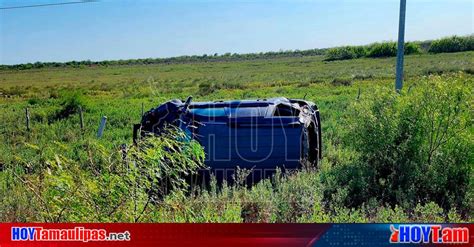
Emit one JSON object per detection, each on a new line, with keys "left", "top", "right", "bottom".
{"left": 0, "top": 51, "right": 473, "bottom": 222}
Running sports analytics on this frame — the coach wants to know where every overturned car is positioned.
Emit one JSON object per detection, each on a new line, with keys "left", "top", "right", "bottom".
{"left": 134, "top": 97, "right": 322, "bottom": 182}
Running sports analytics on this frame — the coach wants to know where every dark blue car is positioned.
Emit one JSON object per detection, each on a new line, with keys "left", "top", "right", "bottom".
{"left": 134, "top": 97, "right": 322, "bottom": 182}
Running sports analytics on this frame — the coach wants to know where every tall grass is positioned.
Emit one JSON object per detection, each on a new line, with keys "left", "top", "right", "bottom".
{"left": 0, "top": 129, "right": 205, "bottom": 222}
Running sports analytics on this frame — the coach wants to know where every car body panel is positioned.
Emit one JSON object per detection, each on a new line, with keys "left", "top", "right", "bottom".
{"left": 135, "top": 97, "right": 322, "bottom": 180}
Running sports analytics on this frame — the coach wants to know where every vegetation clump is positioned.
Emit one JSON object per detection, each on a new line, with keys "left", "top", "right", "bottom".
{"left": 50, "top": 92, "right": 86, "bottom": 121}
{"left": 0, "top": 129, "right": 205, "bottom": 222}
{"left": 325, "top": 42, "right": 421, "bottom": 61}
{"left": 321, "top": 75, "right": 473, "bottom": 217}
{"left": 429, "top": 35, "right": 474, "bottom": 53}
{"left": 325, "top": 46, "right": 367, "bottom": 61}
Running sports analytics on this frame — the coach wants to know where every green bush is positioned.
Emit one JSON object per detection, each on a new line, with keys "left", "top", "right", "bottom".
{"left": 325, "top": 42, "right": 420, "bottom": 61}
{"left": 374, "top": 205, "right": 410, "bottom": 223}
{"left": 412, "top": 202, "right": 445, "bottom": 222}
{"left": 367, "top": 42, "right": 397, "bottom": 57}
{"left": 429, "top": 35, "right": 474, "bottom": 53}
{"left": 50, "top": 92, "right": 87, "bottom": 121}
{"left": 366, "top": 42, "right": 420, "bottom": 58}
{"left": 325, "top": 46, "right": 367, "bottom": 61}
{"left": 404, "top": 42, "right": 421, "bottom": 55}
{"left": 321, "top": 75, "right": 473, "bottom": 214}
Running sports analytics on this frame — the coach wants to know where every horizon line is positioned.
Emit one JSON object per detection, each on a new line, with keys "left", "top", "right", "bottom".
{"left": 1, "top": 33, "right": 472, "bottom": 66}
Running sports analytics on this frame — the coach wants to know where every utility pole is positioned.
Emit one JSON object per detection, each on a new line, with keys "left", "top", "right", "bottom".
{"left": 395, "top": 0, "right": 407, "bottom": 92}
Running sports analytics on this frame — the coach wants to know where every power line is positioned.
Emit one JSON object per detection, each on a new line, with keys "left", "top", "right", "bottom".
{"left": 0, "top": 0, "right": 97, "bottom": 10}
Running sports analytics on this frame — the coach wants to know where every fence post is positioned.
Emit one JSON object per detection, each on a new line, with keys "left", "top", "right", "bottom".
{"left": 25, "top": 107, "right": 30, "bottom": 131}
{"left": 79, "top": 106, "right": 84, "bottom": 130}
{"left": 357, "top": 87, "right": 361, "bottom": 100}
{"left": 97, "top": 116, "right": 107, "bottom": 138}
{"left": 121, "top": 143, "right": 128, "bottom": 163}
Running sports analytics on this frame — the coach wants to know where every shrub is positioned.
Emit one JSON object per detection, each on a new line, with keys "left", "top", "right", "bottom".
{"left": 404, "top": 42, "right": 421, "bottom": 55}
{"left": 412, "top": 202, "right": 445, "bottom": 222}
{"left": 375, "top": 205, "right": 410, "bottom": 223}
{"left": 330, "top": 206, "right": 368, "bottom": 223}
{"left": 326, "top": 42, "right": 420, "bottom": 61}
{"left": 429, "top": 35, "right": 474, "bottom": 53}
{"left": 325, "top": 46, "right": 367, "bottom": 61}
{"left": 27, "top": 98, "right": 41, "bottom": 105}
{"left": 51, "top": 92, "right": 86, "bottom": 121}
{"left": 366, "top": 42, "right": 420, "bottom": 58}
{"left": 321, "top": 75, "right": 473, "bottom": 214}
{"left": 367, "top": 42, "right": 396, "bottom": 57}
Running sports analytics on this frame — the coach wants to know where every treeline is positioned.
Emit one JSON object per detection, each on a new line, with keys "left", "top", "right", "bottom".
{"left": 0, "top": 49, "right": 327, "bottom": 71}
{"left": 1, "top": 35, "right": 472, "bottom": 70}
{"left": 325, "top": 35, "right": 474, "bottom": 61}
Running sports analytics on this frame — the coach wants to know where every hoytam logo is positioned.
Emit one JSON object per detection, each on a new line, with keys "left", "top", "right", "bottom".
{"left": 390, "top": 225, "right": 469, "bottom": 244}
{"left": 11, "top": 227, "right": 131, "bottom": 242}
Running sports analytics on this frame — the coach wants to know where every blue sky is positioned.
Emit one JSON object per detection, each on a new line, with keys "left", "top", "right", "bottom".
{"left": 0, "top": 0, "right": 472, "bottom": 65}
